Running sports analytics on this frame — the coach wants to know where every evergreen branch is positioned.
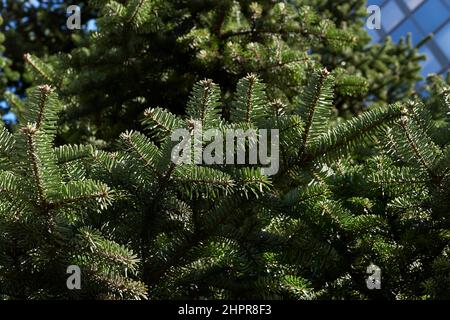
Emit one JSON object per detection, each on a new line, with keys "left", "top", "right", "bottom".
{"left": 298, "top": 68, "right": 333, "bottom": 160}
{"left": 52, "top": 180, "right": 113, "bottom": 209}
{"left": 126, "top": 0, "right": 147, "bottom": 25}
{"left": 279, "top": 184, "right": 330, "bottom": 209}
{"left": 220, "top": 26, "right": 355, "bottom": 48}
{"left": 92, "top": 150, "right": 121, "bottom": 173}
{"left": 145, "top": 198, "right": 235, "bottom": 284}
{"left": 234, "top": 168, "right": 272, "bottom": 198}
{"left": 78, "top": 227, "right": 140, "bottom": 270}
{"left": 23, "top": 85, "right": 60, "bottom": 132}
{"left": 370, "top": 166, "right": 429, "bottom": 186}
{"left": 307, "top": 103, "right": 404, "bottom": 162}
{"left": 0, "top": 171, "right": 27, "bottom": 199}
{"left": 398, "top": 115, "right": 433, "bottom": 175}
{"left": 21, "top": 124, "right": 46, "bottom": 206}
{"left": 91, "top": 273, "right": 148, "bottom": 300}
{"left": 23, "top": 54, "right": 55, "bottom": 84}
{"left": 437, "top": 146, "right": 450, "bottom": 178}
{"left": 35, "top": 85, "right": 52, "bottom": 130}
{"left": 120, "top": 130, "right": 160, "bottom": 172}
{"left": 186, "top": 79, "right": 221, "bottom": 128}
{"left": 0, "top": 126, "right": 15, "bottom": 159}
{"left": 173, "top": 166, "right": 235, "bottom": 198}
{"left": 257, "top": 57, "right": 310, "bottom": 73}
{"left": 54, "top": 145, "right": 94, "bottom": 164}
{"left": 244, "top": 76, "right": 255, "bottom": 123}
{"left": 231, "top": 74, "right": 267, "bottom": 123}
{"left": 143, "top": 108, "right": 183, "bottom": 142}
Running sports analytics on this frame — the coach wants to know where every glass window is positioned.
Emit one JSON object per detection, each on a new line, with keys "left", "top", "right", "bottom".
{"left": 0, "top": 101, "right": 8, "bottom": 111}
{"left": 381, "top": 1, "right": 405, "bottom": 32}
{"left": 413, "top": 0, "right": 448, "bottom": 35}
{"left": 434, "top": 23, "right": 450, "bottom": 60}
{"left": 1, "top": 112, "right": 17, "bottom": 125}
{"left": 367, "top": 0, "right": 386, "bottom": 6}
{"left": 367, "top": 28, "right": 381, "bottom": 43}
{"left": 86, "top": 19, "right": 97, "bottom": 31}
{"left": 391, "top": 18, "right": 423, "bottom": 45}
{"left": 403, "top": 0, "right": 425, "bottom": 11}
{"left": 419, "top": 45, "right": 443, "bottom": 76}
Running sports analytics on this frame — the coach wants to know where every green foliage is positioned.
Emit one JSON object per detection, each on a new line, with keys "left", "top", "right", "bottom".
{"left": 0, "top": 0, "right": 448, "bottom": 301}
{"left": 367, "top": 75, "right": 450, "bottom": 298}
{"left": 0, "top": 86, "right": 146, "bottom": 299}
{"left": 0, "top": 14, "right": 20, "bottom": 122}
{"left": 1, "top": 69, "right": 450, "bottom": 300}
{"left": 18, "top": 0, "right": 425, "bottom": 143}
{"left": 0, "top": 0, "right": 94, "bottom": 98}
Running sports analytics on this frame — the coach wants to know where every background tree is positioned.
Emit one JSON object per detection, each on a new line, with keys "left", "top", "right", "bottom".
{"left": 0, "top": 0, "right": 95, "bottom": 99}
{"left": 20, "top": 0, "right": 425, "bottom": 144}
{"left": 0, "top": 0, "right": 448, "bottom": 301}
{"left": 0, "top": 14, "right": 20, "bottom": 127}
{"left": 0, "top": 85, "right": 147, "bottom": 299}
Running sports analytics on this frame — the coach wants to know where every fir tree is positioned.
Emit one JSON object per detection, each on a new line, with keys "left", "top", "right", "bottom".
{"left": 0, "top": 70, "right": 449, "bottom": 300}
{"left": 0, "top": 14, "right": 20, "bottom": 125}
{"left": 0, "top": 0, "right": 95, "bottom": 98}
{"left": 367, "top": 74, "right": 450, "bottom": 298}
{"left": 0, "top": 0, "right": 448, "bottom": 301}
{"left": 0, "top": 85, "right": 147, "bottom": 299}
{"left": 73, "top": 71, "right": 411, "bottom": 299}
{"left": 21, "top": 0, "right": 425, "bottom": 144}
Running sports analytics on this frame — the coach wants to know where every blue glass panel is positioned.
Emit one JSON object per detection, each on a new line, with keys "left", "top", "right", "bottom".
{"left": 0, "top": 101, "right": 8, "bottom": 111}
{"left": 367, "top": 28, "right": 381, "bottom": 43}
{"left": 367, "top": 0, "right": 386, "bottom": 6}
{"left": 419, "top": 45, "right": 443, "bottom": 76}
{"left": 434, "top": 23, "right": 450, "bottom": 60}
{"left": 403, "top": 0, "right": 425, "bottom": 11}
{"left": 86, "top": 19, "right": 97, "bottom": 31}
{"left": 413, "top": 0, "right": 448, "bottom": 35}
{"left": 381, "top": 1, "right": 405, "bottom": 32}
{"left": 1, "top": 112, "right": 17, "bottom": 125}
{"left": 391, "top": 18, "right": 423, "bottom": 45}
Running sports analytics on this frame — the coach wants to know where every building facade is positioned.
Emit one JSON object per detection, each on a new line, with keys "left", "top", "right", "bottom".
{"left": 367, "top": 0, "right": 449, "bottom": 77}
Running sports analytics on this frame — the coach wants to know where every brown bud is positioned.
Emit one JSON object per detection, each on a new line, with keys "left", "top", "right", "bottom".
{"left": 21, "top": 123, "right": 37, "bottom": 135}
{"left": 322, "top": 68, "right": 330, "bottom": 76}
{"left": 187, "top": 118, "right": 196, "bottom": 132}
{"left": 38, "top": 84, "right": 52, "bottom": 93}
